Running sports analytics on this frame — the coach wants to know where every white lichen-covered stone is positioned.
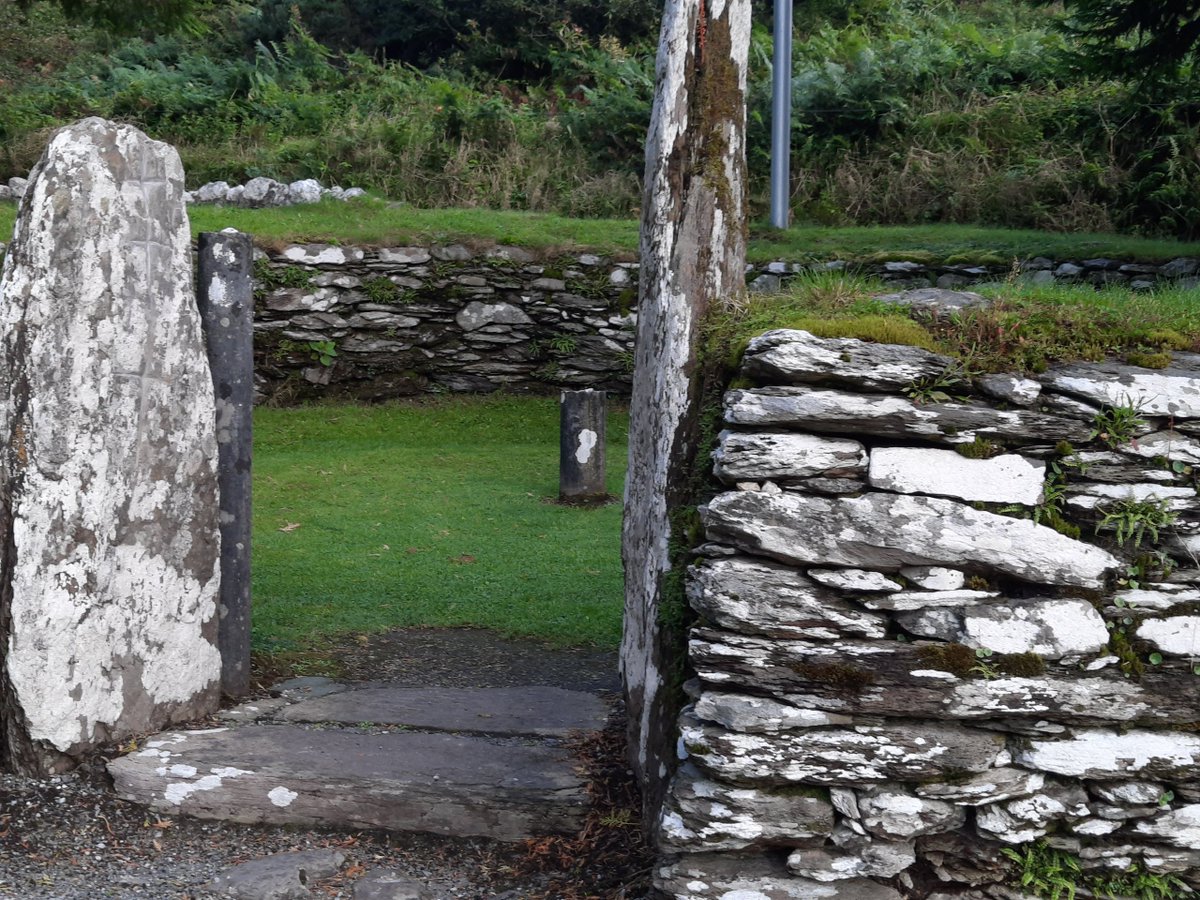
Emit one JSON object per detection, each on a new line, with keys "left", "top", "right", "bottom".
{"left": 1114, "top": 586, "right": 1200, "bottom": 610}
{"left": 240, "top": 176, "right": 289, "bottom": 207}
{"left": 1133, "top": 805, "right": 1200, "bottom": 848}
{"left": 0, "top": 118, "right": 221, "bottom": 773}
{"left": 286, "top": 178, "right": 323, "bottom": 204}
{"left": 1122, "top": 430, "right": 1200, "bottom": 466}
{"left": 659, "top": 763, "right": 835, "bottom": 852}
{"left": 1089, "top": 781, "right": 1165, "bottom": 805}
{"left": 1064, "top": 482, "right": 1197, "bottom": 513}
{"left": 455, "top": 301, "right": 532, "bottom": 331}
{"left": 868, "top": 448, "right": 1045, "bottom": 505}
{"left": 713, "top": 430, "right": 867, "bottom": 483}
{"left": 807, "top": 568, "right": 904, "bottom": 593}
{"left": 656, "top": 853, "right": 903, "bottom": 900}
{"left": 693, "top": 693, "right": 853, "bottom": 733}
{"left": 915, "top": 769, "right": 1045, "bottom": 806}
{"left": 680, "top": 713, "right": 1005, "bottom": 785}
{"left": 687, "top": 557, "right": 889, "bottom": 640}
{"left": 976, "top": 374, "right": 1042, "bottom": 406}
{"left": 861, "top": 589, "right": 998, "bottom": 611}
{"left": 1041, "top": 358, "right": 1200, "bottom": 418}
{"left": 900, "top": 567, "right": 966, "bottom": 591}
{"left": 976, "top": 784, "right": 1089, "bottom": 844}
{"left": 725, "top": 386, "right": 1091, "bottom": 446}
{"left": 1137, "top": 616, "right": 1200, "bottom": 657}
{"left": 895, "top": 599, "right": 1109, "bottom": 658}
{"left": 280, "top": 244, "right": 365, "bottom": 266}
{"left": 1016, "top": 730, "right": 1200, "bottom": 780}
{"left": 703, "top": 490, "right": 1119, "bottom": 589}
{"left": 854, "top": 785, "right": 966, "bottom": 839}
{"left": 193, "top": 181, "right": 230, "bottom": 203}
{"left": 787, "top": 839, "right": 915, "bottom": 881}
{"left": 740, "top": 329, "right": 953, "bottom": 391}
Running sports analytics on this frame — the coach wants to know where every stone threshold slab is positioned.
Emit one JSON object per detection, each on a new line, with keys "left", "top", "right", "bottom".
{"left": 109, "top": 724, "right": 588, "bottom": 842}
{"left": 279, "top": 685, "right": 609, "bottom": 737}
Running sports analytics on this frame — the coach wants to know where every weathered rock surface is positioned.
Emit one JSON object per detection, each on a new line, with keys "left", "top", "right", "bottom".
{"left": 280, "top": 685, "right": 607, "bottom": 737}
{"left": 725, "top": 386, "right": 1092, "bottom": 445}
{"left": 352, "top": 870, "right": 443, "bottom": 900}
{"left": 1136, "top": 616, "right": 1200, "bottom": 657}
{"left": 655, "top": 853, "right": 903, "bottom": 900}
{"left": 1041, "top": 358, "right": 1200, "bottom": 417}
{"left": 740, "top": 329, "right": 953, "bottom": 391}
{"left": 914, "top": 769, "right": 1045, "bottom": 806}
{"left": 702, "top": 490, "right": 1119, "bottom": 589}
{"left": 807, "top": 568, "right": 904, "bottom": 592}
{"left": 692, "top": 692, "right": 853, "bottom": 733}
{"left": 658, "top": 763, "right": 834, "bottom": 852}
{"left": 206, "top": 850, "right": 345, "bottom": 900}
{"left": 713, "top": 431, "right": 867, "bottom": 483}
{"left": 868, "top": 448, "right": 1045, "bottom": 505}
{"left": 0, "top": 118, "right": 221, "bottom": 774}
{"left": 976, "top": 374, "right": 1041, "bottom": 406}
{"left": 1015, "top": 730, "right": 1200, "bottom": 780}
{"left": 1132, "top": 804, "right": 1200, "bottom": 847}
{"left": 686, "top": 557, "right": 889, "bottom": 640}
{"left": 680, "top": 712, "right": 1005, "bottom": 785}
{"left": 852, "top": 785, "right": 967, "bottom": 839}
{"left": 787, "top": 839, "right": 915, "bottom": 881}
{"left": 894, "top": 598, "right": 1109, "bottom": 658}
{"left": 975, "top": 784, "right": 1090, "bottom": 844}
{"left": 901, "top": 566, "right": 966, "bottom": 590}
{"left": 108, "top": 724, "right": 587, "bottom": 841}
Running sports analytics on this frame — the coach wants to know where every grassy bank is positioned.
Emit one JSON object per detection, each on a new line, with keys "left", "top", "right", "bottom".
{"left": 252, "top": 396, "right": 628, "bottom": 650}
{"left": 7, "top": 201, "right": 1200, "bottom": 264}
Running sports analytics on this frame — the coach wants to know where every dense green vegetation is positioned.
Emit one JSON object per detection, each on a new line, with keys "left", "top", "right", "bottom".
{"left": 6, "top": 0, "right": 1200, "bottom": 236}
{"left": 252, "top": 396, "right": 628, "bottom": 649}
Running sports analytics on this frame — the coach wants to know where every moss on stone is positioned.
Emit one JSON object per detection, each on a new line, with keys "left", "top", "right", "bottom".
{"left": 955, "top": 437, "right": 1001, "bottom": 459}
{"left": 917, "top": 642, "right": 976, "bottom": 678}
{"left": 791, "top": 661, "right": 877, "bottom": 693}
{"left": 995, "top": 652, "right": 1046, "bottom": 677}
{"left": 1126, "top": 350, "right": 1172, "bottom": 370}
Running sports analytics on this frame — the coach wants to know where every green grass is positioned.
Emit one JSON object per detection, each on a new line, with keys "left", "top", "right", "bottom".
{"left": 252, "top": 396, "right": 628, "bottom": 650}
{"left": 8, "top": 200, "right": 1200, "bottom": 264}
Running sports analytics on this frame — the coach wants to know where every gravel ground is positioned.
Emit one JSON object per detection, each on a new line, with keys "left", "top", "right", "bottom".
{"left": 0, "top": 628, "right": 650, "bottom": 900}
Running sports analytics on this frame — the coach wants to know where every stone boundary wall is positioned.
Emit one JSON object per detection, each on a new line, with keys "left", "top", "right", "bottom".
{"left": 655, "top": 325, "right": 1200, "bottom": 898}
{"left": 4, "top": 232, "right": 1200, "bottom": 400}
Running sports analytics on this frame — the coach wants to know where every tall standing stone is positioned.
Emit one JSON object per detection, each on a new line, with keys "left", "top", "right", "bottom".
{"left": 197, "top": 231, "right": 255, "bottom": 698}
{"left": 0, "top": 118, "right": 222, "bottom": 775}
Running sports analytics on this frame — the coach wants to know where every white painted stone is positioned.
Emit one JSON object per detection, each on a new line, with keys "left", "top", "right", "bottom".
{"left": 741, "top": 329, "right": 952, "bottom": 391}
{"left": 1042, "top": 359, "right": 1200, "bottom": 418}
{"left": 1090, "top": 781, "right": 1164, "bottom": 805}
{"left": 896, "top": 599, "right": 1109, "bottom": 658}
{"left": 868, "top": 448, "right": 1045, "bottom": 506}
{"left": 1138, "top": 616, "right": 1200, "bottom": 657}
{"left": 0, "top": 118, "right": 221, "bottom": 773}
{"left": 1122, "top": 430, "right": 1200, "bottom": 466}
{"left": 713, "top": 431, "right": 867, "bottom": 483}
{"left": 703, "top": 491, "right": 1119, "bottom": 590}
{"left": 1133, "top": 804, "right": 1200, "bottom": 848}
{"left": 900, "top": 567, "right": 965, "bottom": 591}
{"left": 807, "top": 568, "right": 903, "bottom": 593}
{"left": 855, "top": 786, "right": 965, "bottom": 839}
{"left": 1016, "top": 730, "right": 1200, "bottom": 780}
{"left": 376, "top": 247, "right": 432, "bottom": 265}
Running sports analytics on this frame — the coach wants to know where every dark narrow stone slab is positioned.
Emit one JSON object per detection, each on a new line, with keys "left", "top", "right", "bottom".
{"left": 108, "top": 725, "right": 588, "bottom": 842}
{"left": 280, "top": 685, "right": 609, "bottom": 737}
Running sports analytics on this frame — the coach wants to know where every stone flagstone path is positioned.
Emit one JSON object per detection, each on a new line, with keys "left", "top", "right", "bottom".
{"left": 109, "top": 677, "right": 611, "bottom": 846}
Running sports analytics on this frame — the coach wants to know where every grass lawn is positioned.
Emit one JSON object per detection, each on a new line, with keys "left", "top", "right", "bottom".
{"left": 7, "top": 199, "right": 1200, "bottom": 263}
{"left": 252, "top": 396, "right": 628, "bottom": 651}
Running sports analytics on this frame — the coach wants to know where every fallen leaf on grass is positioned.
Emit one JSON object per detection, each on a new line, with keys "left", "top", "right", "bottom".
{"left": 279, "top": 522, "right": 302, "bottom": 533}
{"left": 450, "top": 554, "right": 476, "bottom": 565}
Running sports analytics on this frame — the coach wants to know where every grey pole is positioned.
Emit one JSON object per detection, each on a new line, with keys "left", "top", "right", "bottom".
{"left": 560, "top": 389, "right": 607, "bottom": 504}
{"left": 197, "top": 230, "right": 255, "bottom": 698}
{"left": 770, "top": 0, "right": 794, "bottom": 230}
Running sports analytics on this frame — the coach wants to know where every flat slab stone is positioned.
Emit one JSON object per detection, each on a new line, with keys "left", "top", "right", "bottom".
{"left": 868, "top": 448, "right": 1045, "bottom": 506}
{"left": 713, "top": 430, "right": 867, "bottom": 483}
{"left": 1041, "top": 357, "right": 1200, "bottom": 417}
{"left": 703, "top": 490, "right": 1119, "bottom": 589}
{"left": 740, "top": 328, "right": 953, "bottom": 391}
{"left": 206, "top": 850, "right": 345, "bottom": 900}
{"left": 656, "top": 852, "right": 903, "bottom": 900}
{"left": 108, "top": 725, "right": 587, "bottom": 842}
{"left": 280, "top": 685, "right": 608, "bottom": 737}
{"left": 1015, "top": 730, "right": 1200, "bottom": 780}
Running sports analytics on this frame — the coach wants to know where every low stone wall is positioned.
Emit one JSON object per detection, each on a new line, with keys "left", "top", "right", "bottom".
{"left": 251, "top": 243, "right": 638, "bottom": 401}
{"left": 656, "top": 324, "right": 1200, "bottom": 897}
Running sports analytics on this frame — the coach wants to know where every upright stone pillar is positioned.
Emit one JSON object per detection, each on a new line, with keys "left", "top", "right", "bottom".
{"left": 197, "top": 231, "right": 254, "bottom": 698}
{"left": 559, "top": 389, "right": 607, "bottom": 503}
{"left": 0, "top": 118, "right": 222, "bottom": 775}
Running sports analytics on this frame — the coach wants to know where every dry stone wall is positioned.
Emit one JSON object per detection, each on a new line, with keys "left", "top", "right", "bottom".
{"left": 657, "top": 323, "right": 1200, "bottom": 898}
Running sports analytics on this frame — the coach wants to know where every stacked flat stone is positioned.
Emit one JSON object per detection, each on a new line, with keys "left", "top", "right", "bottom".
{"left": 252, "top": 243, "right": 637, "bottom": 400}
{"left": 658, "top": 324, "right": 1200, "bottom": 898}
{"left": 185, "top": 177, "right": 367, "bottom": 208}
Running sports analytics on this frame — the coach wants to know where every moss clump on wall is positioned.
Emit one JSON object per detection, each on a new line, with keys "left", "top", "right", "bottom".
{"left": 791, "top": 661, "right": 877, "bottom": 693}
{"left": 917, "top": 642, "right": 976, "bottom": 678}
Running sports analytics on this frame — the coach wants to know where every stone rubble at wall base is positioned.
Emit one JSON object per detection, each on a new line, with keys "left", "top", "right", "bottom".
{"left": 656, "top": 320, "right": 1200, "bottom": 898}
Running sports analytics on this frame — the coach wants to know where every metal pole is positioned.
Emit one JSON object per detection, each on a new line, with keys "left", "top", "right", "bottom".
{"left": 770, "top": 0, "right": 794, "bottom": 230}
{"left": 197, "top": 230, "right": 255, "bottom": 698}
